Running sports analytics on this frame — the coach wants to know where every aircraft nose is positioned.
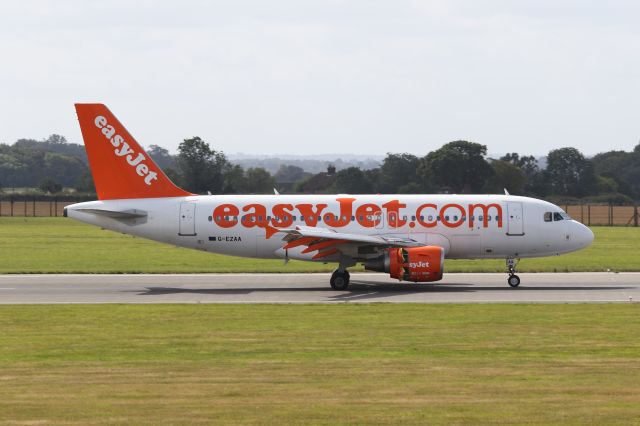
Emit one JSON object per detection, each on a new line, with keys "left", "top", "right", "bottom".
{"left": 574, "top": 222, "right": 594, "bottom": 248}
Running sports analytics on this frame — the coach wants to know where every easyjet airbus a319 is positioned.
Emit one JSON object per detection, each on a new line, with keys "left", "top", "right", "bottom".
{"left": 66, "top": 104, "right": 594, "bottom": 290}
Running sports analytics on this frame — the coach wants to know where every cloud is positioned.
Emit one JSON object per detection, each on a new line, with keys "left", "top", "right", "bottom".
{"left": 0, "top": 0, "right": 638, "bottom": 155}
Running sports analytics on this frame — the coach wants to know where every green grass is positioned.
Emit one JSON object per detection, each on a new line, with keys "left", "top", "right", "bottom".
{"left": 0, "top": 304, "right": 638, "bottom": 424}
{"left": 0, "top": 217, "right": 638, "bottom": 273}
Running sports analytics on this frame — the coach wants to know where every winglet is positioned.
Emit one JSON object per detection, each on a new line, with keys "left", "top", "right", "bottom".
{"left": 75, "top": 103, "right": 193, "bottom": 200}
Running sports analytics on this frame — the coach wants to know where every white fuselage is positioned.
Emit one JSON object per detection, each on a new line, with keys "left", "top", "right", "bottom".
{"left": 66, "top": 194, "right": 594, "bottom": 263}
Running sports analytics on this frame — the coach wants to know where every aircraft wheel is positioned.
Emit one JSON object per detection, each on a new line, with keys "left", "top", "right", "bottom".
{"left": 508, "top": 274, "right": 521, "bottom": 288}
{"left": 330, "top": 270, "right": 350, "bottom": 290}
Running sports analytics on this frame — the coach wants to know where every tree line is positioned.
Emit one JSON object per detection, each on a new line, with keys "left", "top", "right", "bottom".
{"left": 1, "top": 134, "right": 639, "bottom": 204}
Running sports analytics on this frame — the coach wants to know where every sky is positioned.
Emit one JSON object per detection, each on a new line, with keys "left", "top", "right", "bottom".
{"left": 1, "top": 0, "right": 639, "bottom": 157}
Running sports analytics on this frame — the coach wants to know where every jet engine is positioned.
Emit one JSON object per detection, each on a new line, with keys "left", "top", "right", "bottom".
{"left": 364, "top": 246, "right": 444, "bottom": 282}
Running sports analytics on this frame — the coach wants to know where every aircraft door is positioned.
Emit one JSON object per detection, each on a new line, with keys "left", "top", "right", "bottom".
{"left": 179, "top": 201, "right": 197, "bottom": 236}
{"left": 506, "top": 202, "right": 524, "bottom": 236}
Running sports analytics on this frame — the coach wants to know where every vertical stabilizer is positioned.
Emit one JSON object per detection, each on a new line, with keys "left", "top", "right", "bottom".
{"left": 75, "top": 103, "right": 192, "bottom": 200}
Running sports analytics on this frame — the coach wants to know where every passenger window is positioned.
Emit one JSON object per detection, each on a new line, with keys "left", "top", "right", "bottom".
{"left": 544, "top": 212, "right": 552, "bottom": 222}
{"left": 553, "top": 212, "right": 564, "bottom": 221}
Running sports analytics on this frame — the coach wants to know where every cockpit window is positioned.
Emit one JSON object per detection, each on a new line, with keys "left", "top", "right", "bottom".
{"left": 544, "top": 212, "right": 552, "bottom": 222}
{"left": 553, "top": 212, "right": 573, "bottom": 221}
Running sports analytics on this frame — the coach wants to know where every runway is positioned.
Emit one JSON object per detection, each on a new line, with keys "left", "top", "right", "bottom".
{"left": 0, "top": 272, "right": 638, "bottom": 304}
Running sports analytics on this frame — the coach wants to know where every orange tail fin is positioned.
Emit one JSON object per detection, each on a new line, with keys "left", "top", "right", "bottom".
{"left": 75, "top": 103, "right": 192, "bottom": 200}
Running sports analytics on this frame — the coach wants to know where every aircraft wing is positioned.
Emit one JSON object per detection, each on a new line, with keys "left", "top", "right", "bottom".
{"left": 277, "top": 225, "right": 423, "bottom": 260}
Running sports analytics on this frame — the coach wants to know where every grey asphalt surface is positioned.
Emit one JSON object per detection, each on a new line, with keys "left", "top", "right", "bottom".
{"left": 0, "top": 272, "right": 639, "bottom": 304}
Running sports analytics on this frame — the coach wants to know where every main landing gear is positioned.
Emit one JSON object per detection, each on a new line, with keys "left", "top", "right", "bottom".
{"left": 330, "top": 269, "right": 350, "bottom": 290}
{"left": 329, "top": 256, "right": 356, "bottom": 290}
{"left": 506, "top": 258, "right": 520, "bottom": 288}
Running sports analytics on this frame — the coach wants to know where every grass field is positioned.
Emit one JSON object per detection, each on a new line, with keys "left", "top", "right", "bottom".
{"left": 1, "top": 217, "right": 639, "bottom": 273}
{"left": 0, "top": 304, "right": 638, "bottom": 424}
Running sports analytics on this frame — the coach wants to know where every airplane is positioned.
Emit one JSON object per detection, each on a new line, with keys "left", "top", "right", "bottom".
{"left": 65, "top": 104, "right": 594, "bottom": 290}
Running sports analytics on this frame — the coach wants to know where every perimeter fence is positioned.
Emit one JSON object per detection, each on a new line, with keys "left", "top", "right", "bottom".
{"left": 0, "top": 196, "right": 94, "bottom": 218}
{"left": 0, "top": 196, "right": 638, "bottom": 226}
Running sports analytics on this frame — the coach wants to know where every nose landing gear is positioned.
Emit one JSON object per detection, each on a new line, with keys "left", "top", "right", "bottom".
{"left": 506, "top": 258, "right": 520, "bottom": 287}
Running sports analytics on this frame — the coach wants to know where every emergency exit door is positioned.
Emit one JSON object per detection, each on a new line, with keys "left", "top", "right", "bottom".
{"left": 179, "top": 202, "right": 197, "bottom": 236}
{"left": 506, "top": 202, "right": 524, "bottom": 236}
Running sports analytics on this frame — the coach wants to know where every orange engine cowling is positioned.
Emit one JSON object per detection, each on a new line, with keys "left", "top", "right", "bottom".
{"left": 364, "top": 246, "right": 444, "bottom": 282}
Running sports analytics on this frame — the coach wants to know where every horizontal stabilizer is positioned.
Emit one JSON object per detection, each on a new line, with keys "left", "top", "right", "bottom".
{"left": 74, "top": 208, "right": 147, "bottom": 219}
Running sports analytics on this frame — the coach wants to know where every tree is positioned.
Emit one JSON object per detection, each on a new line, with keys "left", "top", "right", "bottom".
{"left": 274, "top": 164, "right": 308, "bottom": 184}
{"left": 296, "top": 168, "right": 337, "bottom": 194}
{"left": 378, "top": 153, "right": 420, "bottom": 193}
{"left": 418, "top": 140, "right": 493, "bottom": 193}
{"left": 244, "top": 168, "right": 275, "bottom": 194}
{"left": 500, "top": 153, "right": 539, "bottom": 177}
{"left": 591, "top": 150, "right": 638, "bottom": 198}
{"left": 333, "top": 167, "right": 373, "bottom": 193}
{"left": 499, "top": 152, "right": 546, "bottom": 196}
{"left": 175, "top": 137, "right": 229, "bottom": 194}
{"left": 45, "top": 134, "right": 67, "bottom": 145}
{"left": 39, "top": 177, "right": 62, "bottom": 194}
{"left": 483, "top": 160, "right": 526, "bottom": 194}
{"left": 222, "top": 164, "right": 247, "bottom": 194}
{"left": 147, "top": 144, "right": 175, "bottom": 171}
{"left": 74, "top": 171, "right": 95, "bottom": 193}
{"left": 545, "top": 147, "right": 597, "bottom": 197}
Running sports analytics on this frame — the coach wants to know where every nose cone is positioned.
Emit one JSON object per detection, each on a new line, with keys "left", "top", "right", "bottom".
{"left": 573, "top": 222, "right": 594, "bottom": 249}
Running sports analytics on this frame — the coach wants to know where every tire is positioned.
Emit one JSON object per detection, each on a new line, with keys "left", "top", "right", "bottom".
{"left": 330, "top": 270, "right": 350, "bottom": 290}
{"left": 508, "top": 274, "right": 521, "bottom": 288}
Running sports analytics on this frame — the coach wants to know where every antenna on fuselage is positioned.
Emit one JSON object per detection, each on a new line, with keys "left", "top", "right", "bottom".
{"left": 504, "top": 188, "right": 510, "bottom": 195}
